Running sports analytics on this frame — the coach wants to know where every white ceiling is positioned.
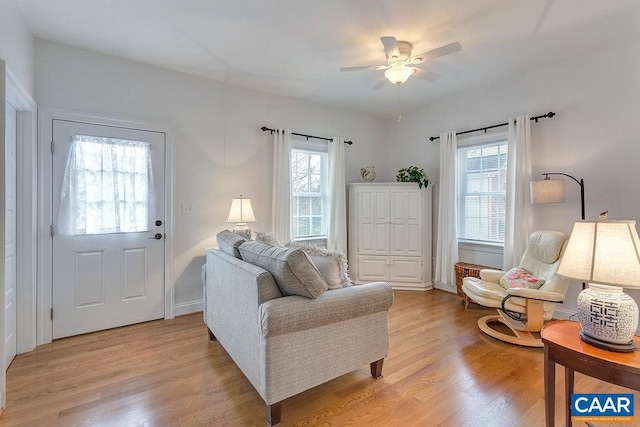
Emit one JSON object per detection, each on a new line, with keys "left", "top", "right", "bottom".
{"left": 16, "top": 0, "right": 640, "bottom": 117}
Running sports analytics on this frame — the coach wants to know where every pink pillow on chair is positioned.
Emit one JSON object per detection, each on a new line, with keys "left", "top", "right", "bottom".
{"left": 499, "top": 268, "right": 545, "bottom": 290}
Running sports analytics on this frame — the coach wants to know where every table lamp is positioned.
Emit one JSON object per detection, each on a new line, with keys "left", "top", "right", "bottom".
{"left": 557, "top": 219, "right": 640, "bottom": 352}
{"left": 226, "top": 195, "right": 257, "bottom": 239}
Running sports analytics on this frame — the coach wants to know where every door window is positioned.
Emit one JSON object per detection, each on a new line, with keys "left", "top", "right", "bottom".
{"left": 57, "top": 134, "right": 155, "bottom": 235}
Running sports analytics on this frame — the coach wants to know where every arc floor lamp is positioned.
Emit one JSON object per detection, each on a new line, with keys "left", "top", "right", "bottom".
{"left": 530, "top": 173, "right": 640, "bottom": 352}
{"left": 530, "top": 172, "right": 585, "bottom": 220}
{"left": 530, "top": 172, "right": 586, "bottom": 290}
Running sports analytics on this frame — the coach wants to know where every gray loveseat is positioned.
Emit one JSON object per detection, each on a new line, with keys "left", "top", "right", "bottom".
{"left": 204, "top": 241, "right": 393, "bottom": 426}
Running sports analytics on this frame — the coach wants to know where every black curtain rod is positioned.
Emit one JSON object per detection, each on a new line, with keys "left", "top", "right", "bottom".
{"left": 261, "top": 126, "right": 353, "bottom": 145}
{"left": 428, "top": 112, "right": 556, "bottom": 142}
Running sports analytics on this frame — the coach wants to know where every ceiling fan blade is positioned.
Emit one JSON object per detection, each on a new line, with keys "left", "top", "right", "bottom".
{"left": 414, "top": 68, "right": 440, "bottom": 82}
{"left": 411, "top": 41, "right": 462, "bottom": 63}
{"left": 380, "top": 36, "right": 399, "bottom": 59}
{"left": 340, "top": 64, "right": 389, "bottom": 72}
{"left": 373, "top": 77, "right": 388, "bottom": 90}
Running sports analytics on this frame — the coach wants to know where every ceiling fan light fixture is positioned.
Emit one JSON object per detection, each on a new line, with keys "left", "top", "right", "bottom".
{"left": 384, "top": 66, "right": 415, "bottom": 85}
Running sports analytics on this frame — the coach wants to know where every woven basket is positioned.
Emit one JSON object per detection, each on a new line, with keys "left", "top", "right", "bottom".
{"left": 454, "top": 262, "right": 496, "bottom": 298}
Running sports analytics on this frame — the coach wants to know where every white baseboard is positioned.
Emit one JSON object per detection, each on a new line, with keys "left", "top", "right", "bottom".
{"left": 174, "top": 300, "right": 203, "bottom": 316}
{"left": 433, "top": 281, "right": 456, "bottom": 292}
{"left": 389, "top": 282, "right": 433, "bottom": 291}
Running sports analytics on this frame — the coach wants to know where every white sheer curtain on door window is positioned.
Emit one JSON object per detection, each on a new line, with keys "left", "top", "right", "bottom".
{"left": 435, "top": 130, "right": 459, "bottom": 288}
{"left": 504, "top": 115, "right": 532, "bottom": 269}
{"left": 327, "top": 136, "right": 347, "bottom": 253}
{"left": 272, "top": 128, "right": 292, "bottom": 243}
{"left": 57, "top": 135, "right": 155, "bottom": 235}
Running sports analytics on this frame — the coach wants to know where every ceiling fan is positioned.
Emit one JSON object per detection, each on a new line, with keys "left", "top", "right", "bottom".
{"left": 340, "top": 36, "right": 462, "bottom": 87}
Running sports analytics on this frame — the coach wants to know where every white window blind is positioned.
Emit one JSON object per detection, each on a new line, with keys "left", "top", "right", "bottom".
{"left": 290, "top": 147, "right": 328, "bottom": 239}
{"left": 57, "top": 135, "right": 155, "bottom": 235}
{"left": 457, "top": 140, "right": 508, "bottom": 244}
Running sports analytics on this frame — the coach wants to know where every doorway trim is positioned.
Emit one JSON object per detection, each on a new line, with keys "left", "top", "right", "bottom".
{"left": 37, "top": 108, "right": 174, "bottom": 345}
{"left": 1, "top": 64, "right": 37, "bottom": 408}
{"left": 5, "top": 67, "right": 37, "bottom": 355}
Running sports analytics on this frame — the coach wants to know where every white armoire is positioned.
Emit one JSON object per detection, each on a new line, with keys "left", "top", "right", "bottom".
{"left": 348, "top": 182, "right": 432, "bottom": 291}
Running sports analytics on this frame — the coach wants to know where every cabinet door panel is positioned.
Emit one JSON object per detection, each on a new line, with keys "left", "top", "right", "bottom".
{"left": 405, "top": 222, "right": 422, "bottom": 255}
{"left": 374, "top": 191, "right": 389, "bottom": 222}
{"left": 359, "top": 222, "right": 376, "bottom": 254}
{"left": 389, "top": 189, "right": 405, "bottom": 223}
{"left": 389, "top": 257, "right": 422, "bottom": 282}
{"left": 389, "top": 223, "right": 405, "bottom": 255}
{"left": 406, "top": 189, "right": 422, "bottom": 223}
{"left": 358, "top": 256, "right": 389, "bottom": 281}
{"left": 373, "top": 223, "right": 390, "bottom": 254}
{"left": 359, "top": 190, "right": 376, "bottom": 222}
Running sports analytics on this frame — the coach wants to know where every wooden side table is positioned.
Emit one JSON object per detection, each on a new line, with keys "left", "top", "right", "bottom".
{"left": 541, "top": 320, "right": 640, "bottom": 427}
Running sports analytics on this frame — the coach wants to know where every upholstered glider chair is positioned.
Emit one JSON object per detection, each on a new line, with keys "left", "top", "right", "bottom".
{"left": 462, "top": 230, "right": 570, "bottom": 347}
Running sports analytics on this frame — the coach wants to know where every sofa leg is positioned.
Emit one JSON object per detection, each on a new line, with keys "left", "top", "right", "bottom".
{"left": 207, "top": 327, "right": 216, "bottom": 341}
{"left": 266, "top": 401, "right": 282, "bottom": 426}
{"left": 370, "top": 358, "right": 384, "bottom": 378}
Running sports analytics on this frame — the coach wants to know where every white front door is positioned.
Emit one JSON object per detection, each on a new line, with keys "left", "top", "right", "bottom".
{"left": 51, "top": 120, "right": 166, "bottom": 339}
{"left": 4, "top": 103, "right": 17, "bottom": 368}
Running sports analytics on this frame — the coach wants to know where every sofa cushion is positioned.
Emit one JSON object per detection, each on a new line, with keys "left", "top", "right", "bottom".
{"left": 285, "top": 242, "right": 352, "bottom": 289}
{"left": 259, "top": 281, "right": 393, "bottom": 337}
{"left": 239, "top": 240, "right": 328, "bottom": 298}
{"left": 216, "top": 230, "right": 247, "bottom": 259}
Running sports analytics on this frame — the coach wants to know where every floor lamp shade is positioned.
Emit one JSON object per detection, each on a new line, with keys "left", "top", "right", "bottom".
{"left": 557, "top": 220, "right": 640, "bottom": 351}
{"left": 227, "top": 196, "right": 257, "bottom": 239}
{"left": 530, "top": 179, "right": 565, "bottom": 204}
{"left": 530, "top": 172, "right": 585, "bottom": 219}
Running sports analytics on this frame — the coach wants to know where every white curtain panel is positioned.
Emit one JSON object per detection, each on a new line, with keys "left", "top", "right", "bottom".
{"left": 272, "top": 128, "right": 292, "bottom": 243}
{"left": 435, "top": 131, "right": 459, "bottom": 287}
{"left": 327, "top": 137, "right": 347, "bottom": 253}
{"left": 57, "top": 135, "right": 155, "bottom": 235}
{"left": 504, "top": 115, "right": 533, "bottom": 269}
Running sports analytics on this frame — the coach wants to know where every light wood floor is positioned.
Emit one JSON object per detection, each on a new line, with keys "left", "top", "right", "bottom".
{"left": 2, "top": 290, "right": 639, "bottom": 426}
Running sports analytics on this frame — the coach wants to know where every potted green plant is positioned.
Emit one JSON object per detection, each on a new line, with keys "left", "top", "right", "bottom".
{"left": 396, "top": 166, "right": 429, "bottom": 189}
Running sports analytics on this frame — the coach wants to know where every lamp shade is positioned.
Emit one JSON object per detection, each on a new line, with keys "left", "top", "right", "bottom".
{"left": 557, "top": 220, "right": 640, "bottom": 289}
{"left": 384, "top": 66, "right": 415, "bottom": 85}
{"left": 226, "top": 197, "right": 257, "bottom": 224}
{"left": 530, "top": 179, "right": 565, "bottom": 204}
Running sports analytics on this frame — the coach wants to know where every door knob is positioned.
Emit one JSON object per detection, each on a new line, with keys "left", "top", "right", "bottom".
{"left": 148, "top": 233, "right": 163, "bottom": 240}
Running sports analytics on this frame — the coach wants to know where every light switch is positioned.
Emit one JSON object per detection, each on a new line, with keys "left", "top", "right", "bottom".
{"left": 182, "top": 203, "right": 195, "bottom": 215}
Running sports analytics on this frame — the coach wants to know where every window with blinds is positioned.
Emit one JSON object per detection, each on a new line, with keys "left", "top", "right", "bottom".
{"left": 457, "top": 140, "right": 508, "bottom": 244}
{"left": 290, "top": 147, "right": 328, "bottom": 239}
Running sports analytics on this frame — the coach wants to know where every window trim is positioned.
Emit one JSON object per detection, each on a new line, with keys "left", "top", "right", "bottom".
{"left": 457, "top": 130, "right": 508, "bottom": 247}
{"left": 290, "top": 138, "right": 329, "bottom": 241}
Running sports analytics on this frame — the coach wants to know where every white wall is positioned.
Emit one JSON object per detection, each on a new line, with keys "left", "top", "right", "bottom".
{"left": 383, "top": 36, "right": 640, "bottom": 314}
{"left": 34, "top": 39, "right": 388, "bottom": 313}
{"left": 0, "top": 0, "right": 34, "bottom": 94}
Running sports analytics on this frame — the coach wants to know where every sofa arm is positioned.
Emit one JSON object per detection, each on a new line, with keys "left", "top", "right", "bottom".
{"left": 507, "top": 287, "right": 565, "bottom": 303}
{"left": 259, "top": 282, "right": 393, "bottom": 337}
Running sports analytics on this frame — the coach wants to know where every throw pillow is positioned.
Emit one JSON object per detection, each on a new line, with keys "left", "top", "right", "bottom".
{"left": 238, "top": 240, "right": 328, "bottom": 298}
{"left": 255, "top": 231, "right": 282, "bottom": 246}
{"left": 499, "top": 267, "right": 545, "bottom": 290}
{"left": 285, "top": 242, "right": 352, "bottom": 289}
{"left": 216, "top": 230, "right": 247, "bottom": 259}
